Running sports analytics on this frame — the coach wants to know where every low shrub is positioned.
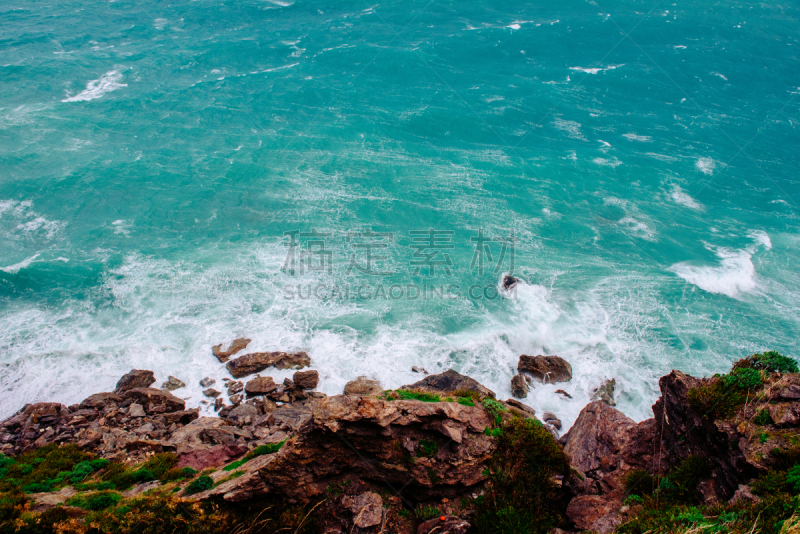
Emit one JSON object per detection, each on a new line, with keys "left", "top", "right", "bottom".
{"left": 140, "top": 453, "right": 177, "bottom": 480}
{"left": 160, "top": 467, "right": 197, "bottom": 482}
{"left": 416, "top": 440, "right": 438, "bottom": 457}
{"left": 482, "top": 398, "right": 507, "bottom": 426}
{"left": 184, "top": 475, "right": 213, "bottom": 495}
{"left": 735, "top": 351, "right": 799, "bottom": 374}
{"left": 472, "top": 416, "right": 571, "bottom": 534}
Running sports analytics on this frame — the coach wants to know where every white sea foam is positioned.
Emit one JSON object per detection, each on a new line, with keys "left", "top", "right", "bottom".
{"left": 593, "top": 157, "right": 622, "bottom": 167}
{"left": 1, "top": 254, "right": 40, "bottom": 274}
{"left": 749, "top": 230, "right": 772, "bottom": 250}
{"left": 669, "top": 247, "right": 756, "bottom": 298}
{"left": 696, "top": 157, "right": 715, "bottom": 175}
{"left": 670, "top": 184, "right": 702, "bottom": 210}
{"left": 552, "top": 118, "right": 586, "bottom": 140}
{"left": 569, "top": 64, "right": 623, "bottom": 74}
{"left": 0, "top": 250, "right": 666, "bottom": 429}
{"left": 623, "top": 133, "right": 651, "bottom": 142}
{"left": 62, "top": 70, "right": 127, "bottom": 103}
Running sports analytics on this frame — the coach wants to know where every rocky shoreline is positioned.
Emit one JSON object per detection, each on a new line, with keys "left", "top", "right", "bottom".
{"left": 1, "top": 348, "right": 800, "bottom": 534}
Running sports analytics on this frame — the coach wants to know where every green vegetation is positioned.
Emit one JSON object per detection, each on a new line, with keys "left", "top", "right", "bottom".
{"left": 215, "top": 471, "right": 245, "bottom": 486}
{"left": 223, "top": 440, "right": 287, "bottom": 471}
{"left": 755, "top": 409, "right": 773, "bottom": 425}
{"left": 734, "top": 351, "right": 799, "bottom": 374}
{"left": 415, "top": 506, "right": 441, "bottom": 521}
{"left": 457, "top": 397, "right": 475, "bottom": 407}
{"left": 184, "top": 475, "right": 214, "bottom": 495}
{"left": 67, "top": 491, "right": 122, "bottom": 511}
{"left": 482, "top": 398, "right": 507, "bottom": 426}
{"left": 384, "top": 389, "right": 441, "bottom": 402}
{"left": 472, "top": 415, "right": 571, "bottom": 534}
{"left": 416, "top": 439, "right": 438, "bottom": 457}
{"left": 688, "top": 361, "right": 768, "bottom": 420}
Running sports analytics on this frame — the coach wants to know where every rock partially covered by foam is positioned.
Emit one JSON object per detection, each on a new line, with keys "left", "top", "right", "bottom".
{"left": 517, "top": 355, "right": 572, "bottom": 384}
{"left": 226, "top": 351, "right": 311, "bottom": 378}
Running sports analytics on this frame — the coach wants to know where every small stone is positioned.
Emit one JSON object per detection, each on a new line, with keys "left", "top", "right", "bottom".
{"left": 230, "top": 394, "right": 243, "bottom": 406}
{"left": 161, "top": 376, "right": 186, "bottom": 391}
{"left": 555, "top": 389, "right": 573, "bottom": 399}
{"left": 128, "top": 404, "right": 145, "bottom": 418}
{"left": 502, "top": 274, "right": 518, "bottom": 289}
{"left": 227, "top": 381, "right": 244, "bottom": 395}
{"left": 203, "top": 388, "right": 221, "bottom": 398}
{"left": 412, "top": 366, "right": 429, "bottom": 374}
{"left": 214, "top": 398, "right": 224, "bottom": 412}
{"left": 135, "top": 422, "right": 155, "bottom": 434}
{"left": 283, "top": 377, "right": 294, "bottom": 388}
{"left": 200, "top": 377, "right": 215, "bottom": 388}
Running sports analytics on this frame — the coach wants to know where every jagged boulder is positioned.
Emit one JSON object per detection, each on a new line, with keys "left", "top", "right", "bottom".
{"left": 293, "top": 370, "right": 319, "bottom": 390}
{"left": 121, "top": 388, "right": 185, "bottom": 414}
{"left": 227, "top": 351, "right": 311, "bottom": 378}
{"left": 343, "top": 377, "right": 383, "bottom": 396}
{"left": 511, "top": 374, "right": 529, "bottom": 398}
{"left": 212, "top": 338, "right": 251, "bottom": 363}
{"left": 402, "top": 369, "right": 495, "bottom": 398}
{"left": 115, "top": 370, "right": 156, "bottom": 392}
{"left": 517, "top": 355, "right": 572, "bottom": 384}
{"left": 199, "top": 395, "right": 495, "bottom": 503}
{"left": 591, "top": 378, "right": 616, "bottom": 406}
{"left": 245, "top": 377, "right": 277, "bottom": 397}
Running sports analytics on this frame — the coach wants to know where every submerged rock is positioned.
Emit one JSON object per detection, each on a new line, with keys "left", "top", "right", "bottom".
{"left": 555, "top": 389, "right": 573, "bottom": 399}
{"left": 412, "top": 366, "right": 429, "bottom": 374}
{"left": 518, "top": 355, "right": 572, "bottom": 384}
{"left": 161, "top": 376, "right": 186, "bottom": 391}
{"left": 227, "top": 351, "right": 311, "bottom": 378}
{"left": 200, "top": 377, "right": 215, "bottom": 388}
{"left": 591, "top": 378, "right": 616, "bottom": 406}
{"left": 502, "top": 274, "right": 518, "bottom": 290}
{"left": 212, "top": 338, "right": 251, "bottom": 363}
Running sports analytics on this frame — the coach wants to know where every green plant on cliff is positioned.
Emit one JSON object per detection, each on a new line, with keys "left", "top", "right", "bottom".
{"left": 472, "top": 416, "right": 571, "bottom": 534}
{"left": 734, "top": 351, "right": 799, "bottom": 374}
{"left": 482, "top": 398, "right": 507, "bottom": 426}
{"left": 688, "top": 364, "right": 766, "bottom": 420}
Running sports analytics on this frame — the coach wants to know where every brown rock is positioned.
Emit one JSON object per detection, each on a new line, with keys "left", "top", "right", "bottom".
{"left": 80, "top": 392, "right": 123, "bottom": 410}
{"left": 566, "top": 495, "right": 624, "bottom": 534}
{"left": 212, "top": 338, "right": 252, "bottom": 363}
{"left": 402, "top": 369, "right": 495, "bottom": 398}
{"left": 203, "top": 388, "right": 221, "bottom": 398}
{"left": 511, "top": 374, "right": 529, "bottom": 398}
{"left": 128, "top": 403, "right": 146, "bottom": 418}
{"left": 245, "top": 377, "right": 277, "bottom": 397}
{"left": 343, "top": 376, "right": 383, "bottom": 396}
{"left": 504, "top": 399, "right": 536, "bottom": 419}
{"left": 518, "top": 355, "right": 572, "bottom": 384}
{"left": 214, "top": 398, "right": 224, "bottom": 412}
{"left": 226, "top": 351, "right": 311, "bottom": 378}
{"left": 161, "top": 376, "right": 186, "bottom": 391}
{"left": 555, "top": 389, "right": 572, "bottom": 399}
{"left": 121, "top": 388, "right": 185, "bottom": 414}
{"left": 729, "top": 484, "right": 760, "bottom": 504}
{"left": 177, "top": 444, "right": 249, "bottom": 471}
{"left": 591, "top": 378, "right": 616, "bottom": 406}
{"left": 342, "top": 491, "right": 383, "bottom": 528}
{"left": 293, "top": 370, "right": 319, "bottom": 390}
{"left": 226, "top": 404, "right": 259, "bottom": 425}
{"left": 115, "top": 370, "right": 156, "bottom": 393}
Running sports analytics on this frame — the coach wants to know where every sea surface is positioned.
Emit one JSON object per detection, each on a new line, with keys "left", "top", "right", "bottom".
{"left": 1, "top": 0, "right": 799, "bottom": 428}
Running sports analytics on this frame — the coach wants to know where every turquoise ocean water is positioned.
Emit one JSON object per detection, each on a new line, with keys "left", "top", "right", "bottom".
{"left": 1, "top": 0, "right": 799, "bottom": 427}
